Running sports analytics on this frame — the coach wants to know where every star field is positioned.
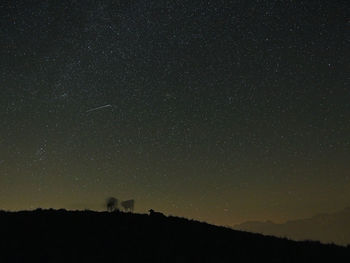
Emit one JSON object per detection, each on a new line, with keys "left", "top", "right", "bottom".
{"left": 0, "top": 0, "right": 349, "bottom": 226}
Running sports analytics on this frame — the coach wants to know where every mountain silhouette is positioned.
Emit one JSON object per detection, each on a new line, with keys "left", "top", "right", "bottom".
{"left": 0, "top": 209, "right": 349, "bottom": 262}
{"left": 234, "top": 207, "right": 350, "bottom": 246}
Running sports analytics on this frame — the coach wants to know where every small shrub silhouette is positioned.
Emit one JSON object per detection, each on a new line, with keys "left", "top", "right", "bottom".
{"left": 149, "top": 209, "right": 165, "bottom": 217}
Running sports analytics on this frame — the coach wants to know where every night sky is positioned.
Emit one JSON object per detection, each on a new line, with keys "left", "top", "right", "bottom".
{"left": 1, "top": 0, "right": 349, "bottom": 226}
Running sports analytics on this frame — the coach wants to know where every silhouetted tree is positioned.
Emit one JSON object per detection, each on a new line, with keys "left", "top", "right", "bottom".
{"left": 121, "top": 199, "right": 134, "bottom": 212}
{"left": 106, "top": 197, "right": 118, "bottom": 212}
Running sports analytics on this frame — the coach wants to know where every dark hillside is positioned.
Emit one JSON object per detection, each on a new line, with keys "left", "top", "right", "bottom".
{"left": 0, "top": 209, "right": 349, "bottom": 262}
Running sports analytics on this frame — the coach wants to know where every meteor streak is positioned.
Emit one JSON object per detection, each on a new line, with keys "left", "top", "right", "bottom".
{"left": 86, "top": 104, "right": 112, "bottom": 113}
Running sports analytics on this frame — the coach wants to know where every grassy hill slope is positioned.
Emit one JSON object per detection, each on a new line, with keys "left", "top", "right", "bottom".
{"left": 0, "top": 209, "right": 349, "bottom": 262}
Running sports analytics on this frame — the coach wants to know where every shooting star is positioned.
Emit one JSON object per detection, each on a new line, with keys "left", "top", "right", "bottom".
{"left": 86, "top": 104, "right": 112, "bottom": 113}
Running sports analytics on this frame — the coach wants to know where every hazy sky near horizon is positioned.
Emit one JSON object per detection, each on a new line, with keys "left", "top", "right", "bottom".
{"left": 1, "top": 0, "right": 349, "bottom": 226}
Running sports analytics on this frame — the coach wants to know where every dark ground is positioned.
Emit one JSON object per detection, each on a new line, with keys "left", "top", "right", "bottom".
{"left": 0, "top": 209, "right": 349, "bottom": 262}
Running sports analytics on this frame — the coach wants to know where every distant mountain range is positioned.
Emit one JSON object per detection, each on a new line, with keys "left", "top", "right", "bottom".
{"left": 234, "top": 207, "right": 350, "bottom": 246}
{"left": 0, "top": 209, "right": 349, "bottom": 262}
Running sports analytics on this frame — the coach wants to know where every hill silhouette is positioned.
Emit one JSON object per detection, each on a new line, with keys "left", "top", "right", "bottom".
{"left": 234, "top": 207, "right": 350, "bottom": 246}
{"left": 0, "top": 209, "right": 349, "bottom": 262}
